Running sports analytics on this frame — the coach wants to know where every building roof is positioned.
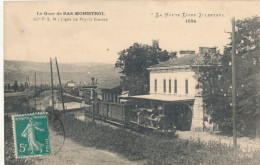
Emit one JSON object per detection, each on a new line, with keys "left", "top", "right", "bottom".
{"left": 67, "top": 80, "right": 75, "bottom": 83}
{"left": 98, "top": 78, "right": 121, "bottom": 90}
{"left": 81, "top": 85, "right": 97, "bottom": 89}
{"left": 56, "top": 102, "right": 90, "bottom": 111}
{"left": 127, "top": 94, "right": 195, "bottom": 102}
{"left": 64, "top": 93, "right": 83, "bottom": 100}
{"left": 149, "top": 54, "right": 204, "bottom": 69}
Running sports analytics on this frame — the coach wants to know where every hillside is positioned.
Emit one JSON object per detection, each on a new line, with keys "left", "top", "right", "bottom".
{"left": 4, "top": 60, "right": 122, "bottom": 85}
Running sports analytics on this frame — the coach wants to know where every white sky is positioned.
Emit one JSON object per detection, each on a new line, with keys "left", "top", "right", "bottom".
{"left": 3, "top": 1, "right": 260, "bottom": 64}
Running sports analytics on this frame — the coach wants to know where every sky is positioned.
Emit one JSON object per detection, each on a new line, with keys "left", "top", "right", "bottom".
{"left": 3, "top": 1, "right": 260, "bottom": 64}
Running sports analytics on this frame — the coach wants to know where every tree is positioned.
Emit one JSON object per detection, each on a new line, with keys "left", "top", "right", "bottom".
{"left": 20, "top": 83, "right": 25, "bottom": 91}
{"left": 192, "top": 49, "right": 227, "bottom": 131}
{"left": 13, "top": 80, "right": 19, "bottom": 92}
{"left": 194, "top": 16, "right": 260, "bottom": 137}
{"left": 234, "top": 16, "right": 260, "bottom": 136}
{"left": 115, "top": 40, "right": 176, "bottom": 95}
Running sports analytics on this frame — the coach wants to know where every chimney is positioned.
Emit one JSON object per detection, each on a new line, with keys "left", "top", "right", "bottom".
{"left": 177, "top": 50, "right": 195, "bottom": 58}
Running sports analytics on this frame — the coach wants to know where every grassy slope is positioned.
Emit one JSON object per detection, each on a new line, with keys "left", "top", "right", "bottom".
{"left": 50, "top": 114, "right": 260, "bottom": 165}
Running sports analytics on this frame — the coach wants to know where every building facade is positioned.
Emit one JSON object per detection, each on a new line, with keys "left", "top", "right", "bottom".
{"left": 149, "top": 67, "right": 197, "bottom": 96}
{"left": 128, "top": 52, "right": 207, "bottom": 131}
{"left": 67, "top": 80, "right": 76, "bottom": 87}
{"left": 148, "top": 64, "right": 203, "bottom": 131}
{"left": 98, "top": 79, "right": 122, "bottom": 103}
{"left": 145, "top": 47, "right": 217, "bottom": 131}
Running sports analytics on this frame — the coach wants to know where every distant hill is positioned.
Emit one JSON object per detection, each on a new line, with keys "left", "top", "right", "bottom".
{"left": 4, "top": 60, "right": 122, "bottom": 85}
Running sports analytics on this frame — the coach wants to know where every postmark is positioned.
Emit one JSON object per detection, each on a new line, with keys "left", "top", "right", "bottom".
{"left": 12, "top": 113, "right": 51, "bottom": 158}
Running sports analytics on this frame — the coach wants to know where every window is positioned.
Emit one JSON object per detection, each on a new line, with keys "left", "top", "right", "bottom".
{"left": 169, "top": 79, "right": 171, "bottom": 93}
{"left": 185, "top": 79, "right": 189, "bottom": 94}
{"left": 154, "top": 79, "right": 157, "bottom": 92}
{"left": 174, "top": 79, "right": 177, "bottom": 93}
{"left": 163, "top": 79, "right": 166, "bottom": 93}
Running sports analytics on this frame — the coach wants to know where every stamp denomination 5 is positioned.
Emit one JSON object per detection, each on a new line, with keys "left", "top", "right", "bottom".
{"left": 12, "top": 113, "right": 51, "bottom": 158}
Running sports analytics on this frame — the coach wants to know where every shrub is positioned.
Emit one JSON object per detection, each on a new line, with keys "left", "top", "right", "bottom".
{"left": 49, "top": 114, "right": 260, "bottom": 164}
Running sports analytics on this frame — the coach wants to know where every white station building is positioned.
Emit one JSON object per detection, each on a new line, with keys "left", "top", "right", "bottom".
{"left": 129, "top": 48, "right": 217, "bottom": 132}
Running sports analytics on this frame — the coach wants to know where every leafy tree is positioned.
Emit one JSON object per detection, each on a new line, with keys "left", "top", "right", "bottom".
{"left": 234, "top": 16, "right": 260, "bottom": 136}
{"left": 20, "top": 83, "right": 25, "bottom": 91}
{"left": 192, "top": 49, "right": 227, "bottom": 131}
{"left": 13, "top": 80, "right": 19, "bottom": 92}
{"left": 115, "top": 40, "right": 176, "bottom": 95}
{"left": 194, "top": 16, "right": 260, "bottom": 136}
{"left": 24, "top": 81, "right": 29, "bottom": 90}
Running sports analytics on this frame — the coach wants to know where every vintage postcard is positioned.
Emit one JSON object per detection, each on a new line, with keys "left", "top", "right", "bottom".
{"left": 3, "top": 1, "right": 260, "bottom": 165}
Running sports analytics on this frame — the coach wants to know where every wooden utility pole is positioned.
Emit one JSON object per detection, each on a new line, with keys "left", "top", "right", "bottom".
{"left": 41, "top": 74, "right": 42, "bottom": 87}
{"left": 55, "top": 57, "right": 65, "bottom": 115}
{"left": 26, "top": 77, "right": 29, "bottom": 98}
{"left": 231, "top": 17, "right": 237, "bottom": 148}
{"left": 40, "top": 74, "right": 42, "bottom": 111}
{"left": 92, "top": 89, "right": 95, "bottom": 122}
{"left": 50, "top": 58, "right": 55, "bottom": 113}
{"left": 35, "top": 72, "right": 37, "bottom": 110}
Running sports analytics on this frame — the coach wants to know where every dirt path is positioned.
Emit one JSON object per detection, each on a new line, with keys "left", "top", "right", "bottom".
{"left": 176, "top": 131, "right": 260, "bottom": 152}
{"left": 33, "top": 129, "right": 140, "bottom": 165}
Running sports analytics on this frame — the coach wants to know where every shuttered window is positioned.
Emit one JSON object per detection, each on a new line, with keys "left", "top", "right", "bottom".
{"left": 174, "top": 79, "right": 177, "bottom": 93}
{"left": 163, "top": 79, "right": 166, "bottom": 93}
{"left": 185, "top": 79, "right": 189, "bottom": 94}
{"left": 154, "top": 79, "right": 157, "bottom": 92}
{"left": 169, "top": 79, "right": 171, "bottom": 93}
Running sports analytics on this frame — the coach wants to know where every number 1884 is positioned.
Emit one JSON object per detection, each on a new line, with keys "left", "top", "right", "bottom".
{"left": 186, "top": 19, "right": 196, "bottom": 23}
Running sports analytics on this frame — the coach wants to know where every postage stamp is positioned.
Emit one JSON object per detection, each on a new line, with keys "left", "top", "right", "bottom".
{"left": 12, "top": 113, "right": 51, "bottom": 158}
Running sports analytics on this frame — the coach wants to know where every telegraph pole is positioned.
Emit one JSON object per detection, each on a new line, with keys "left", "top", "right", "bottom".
{"left": 40, "top": 74, "right": 42, "bottom": 111}
{"left": 26, "top": 77, "right": 29, "bottom": 98}
{"left": 35, "top": 72, "right": 37, "bottom": 110}
{"left": 231, "top": 17, "right": 237, "bottom": 148}
{"left": 41, "top": 74, "right": 42, "bottom": 87}
{"left": 55, "top": 57, "right": 65, "bottom": 115}
{"left": 50, "top": 58, "right": 55, "bottom": 113}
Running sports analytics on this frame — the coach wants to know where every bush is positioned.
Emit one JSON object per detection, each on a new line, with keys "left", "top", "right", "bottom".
{"left": 49, "top": 114, "right": 260, "bottom": 164}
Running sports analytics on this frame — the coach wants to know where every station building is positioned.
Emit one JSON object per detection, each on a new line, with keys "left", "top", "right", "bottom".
{"left": 128, "top": 47, "right": 217, "bottom": 132}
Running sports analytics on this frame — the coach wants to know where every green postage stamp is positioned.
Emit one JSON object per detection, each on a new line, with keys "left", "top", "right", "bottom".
{"left": 12, "top": 113, "right": 51, "bottom": 158}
